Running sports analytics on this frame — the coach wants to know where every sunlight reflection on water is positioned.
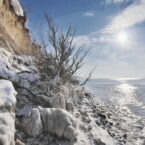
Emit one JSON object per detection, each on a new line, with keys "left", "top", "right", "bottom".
{"left": 110, "top": 83, "right": 140, "bottom": 106}
{"left": 86, "top": 79, "right": 145, "bottom": 117}
{"left": 117, "top": 83, "right": 137, "bottom": 94}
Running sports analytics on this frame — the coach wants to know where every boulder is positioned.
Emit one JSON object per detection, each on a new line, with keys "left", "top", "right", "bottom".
{"left": 0, "top": 80, "right": 17, "bottom": 110}
{"left": 0, "top": 112, "right": 15, "bottom": 145}
{"left": 89, "top": 124, "right": 116, "bottom": 145}
{"left": 39, "top": 107, "right": 78, "bottom": 142}
{"left": 25, "top": 108, "right": 43, "bottom": 137}
{"left": 25, "top": 107, "right": 78, "bottom": 142}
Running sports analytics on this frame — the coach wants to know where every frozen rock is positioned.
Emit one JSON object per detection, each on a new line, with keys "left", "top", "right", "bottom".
{"left": 25, "top": 108, "right": 43, "bottom": 137}
{"left": 0, "top": 48, "right": 37, "bottom": 86}
{"left": 10, "top": 0, "right": 24, "bottom": 16}
{"left": 26, "top": 107, "right": 78, "bottom": 142}
{"left": 0, "top": 48, "right": 18, "bottom": 79}
{"left": 64, "top": 126, "right": 78, "bottom": 142}
{"left": 0, "top": 80, "right": 17, "bottom": 109}
{"left": 82, "top": 98, "right": 90, "bottom": 106}
{"left": 0, "top": 112, "right": 15, "bottom": 145}
{"left": 39, "top": 107, "right": 78, "bottom": 142}
{"left": 89, "top": 121, "right": 116, "bottom": 145}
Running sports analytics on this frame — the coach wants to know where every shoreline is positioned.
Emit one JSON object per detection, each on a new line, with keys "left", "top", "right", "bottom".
{"left": 0, "top": 48, "right": 145, "bottom": 145}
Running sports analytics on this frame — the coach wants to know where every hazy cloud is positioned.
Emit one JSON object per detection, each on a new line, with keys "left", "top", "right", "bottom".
{"left": 103, "top": 0, "right": 145, "bottom": 34}
{"left": 83, "top": 12, "right": 94, "bottom": 16}
{"left": 105, "top": 0, "right": 125, "bottom": 4}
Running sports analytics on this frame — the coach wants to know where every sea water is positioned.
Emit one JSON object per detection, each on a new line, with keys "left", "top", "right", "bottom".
{"left": 85, "top": 78, "right": 145, "bottom": 118}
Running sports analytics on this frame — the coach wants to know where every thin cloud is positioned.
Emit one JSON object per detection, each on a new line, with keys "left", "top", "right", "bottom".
{"left": 103, "top": 0, "right": 145, "bottom": 34}
{"left": 75, "top": 0, "right": 145, "bottom": 78}
{"left": 77, "top": 1, "right": 145, "bottom": 45}
{"left": 105, "top": 0, "right": 125, "bottom": 4}
{"left": 83, "top": 12, "right": 94, "bottom": 17}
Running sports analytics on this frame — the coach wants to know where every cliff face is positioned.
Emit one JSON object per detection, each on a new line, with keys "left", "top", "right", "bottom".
{"left": 0, "top": 0, "right": 32, "bottom": 54}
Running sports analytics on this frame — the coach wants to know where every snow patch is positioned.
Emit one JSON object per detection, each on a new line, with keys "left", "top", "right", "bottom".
{"left": 10, "top": 0, "right": 24, "bottom": 16}
{"left": 0, "top": 80, "right": 17, "bottom": 107}
{"left": 0, "top": 48, "right": 38, "bottom": 86}
{"left": 0, "top": 112, "right": 15, "bottom": 145}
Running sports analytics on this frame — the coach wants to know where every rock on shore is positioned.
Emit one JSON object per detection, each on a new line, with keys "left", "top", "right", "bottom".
{"left": 25, "top": 107, "right": 78, "bottom": 142}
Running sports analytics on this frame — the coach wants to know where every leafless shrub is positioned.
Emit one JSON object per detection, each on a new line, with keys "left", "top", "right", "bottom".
{"left": 35, "top": 14, "right": 89, "bottom": 84}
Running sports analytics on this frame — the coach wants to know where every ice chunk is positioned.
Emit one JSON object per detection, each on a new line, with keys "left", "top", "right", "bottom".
{"left": 0, "top": 80, "right": 17, "bottom": 107}
{"left": 0, "top": 112, "right": 15, "bottom": 145}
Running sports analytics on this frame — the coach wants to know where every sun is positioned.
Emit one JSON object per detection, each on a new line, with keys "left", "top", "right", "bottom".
{"left": 116, "top": 31, "right": 128, "bottom": 44}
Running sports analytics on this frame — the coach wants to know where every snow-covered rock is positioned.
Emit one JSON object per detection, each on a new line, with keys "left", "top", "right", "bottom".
{"left": 0, "top": 48, "right": 38, "bottom": 87}
{"left": 10, "top": 0, "right": 24, "bottom": 16}
{"left": 39, "top": 107, "right": 78, "bottom": 142}
{"left": 25, "top": 108, "right": 43, "bottom": 137}
{"left": 90, "top": 124, "right": 116, "bottom": 145}
{"left": 0, "top": 112, "right": 15, "bottom": 145}
{"left": 0, "top": 80, "right": 17, "bottom": 108}
{"left": 25, "top": 107, "right": 78, "bottom": 142}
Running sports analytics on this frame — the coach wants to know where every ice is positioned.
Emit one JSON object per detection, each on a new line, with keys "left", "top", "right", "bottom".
{"left": 0, "top": 80, "right": 17, "bottom": 107}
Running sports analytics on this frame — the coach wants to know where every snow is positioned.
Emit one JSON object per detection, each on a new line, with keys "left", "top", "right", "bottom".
{"left": 0, "top": 80, "right": 17, "bottom": 107}
{"left": 10, "top": 0, "right": 24, "bottom": 16}
{"left": 0, "top": 48, "right": 38, "bottom": 87}
{"left": 0, "top": 112, "right": 15, "bottom": 145}
{"left": 26, "top": 107, "right": 78, "bottom": 141}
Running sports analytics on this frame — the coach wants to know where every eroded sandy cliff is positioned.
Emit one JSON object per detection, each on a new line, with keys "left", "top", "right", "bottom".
{"left": 0, "top": 0, "right": 32, "bottom": 53}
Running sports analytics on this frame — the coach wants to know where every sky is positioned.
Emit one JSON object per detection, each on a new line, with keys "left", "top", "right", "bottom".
{"left": 21, "top": 0, "right": 145, "bottom": 79}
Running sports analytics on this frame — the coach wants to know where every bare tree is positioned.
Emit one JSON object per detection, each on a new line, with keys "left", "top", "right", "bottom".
{"left": 36, "top": 14, "right": 89, "bottom": 84}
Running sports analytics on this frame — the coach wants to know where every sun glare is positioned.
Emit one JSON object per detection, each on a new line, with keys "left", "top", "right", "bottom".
{"left": 116, "top": 31, "right": 128, "bottom": 44}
